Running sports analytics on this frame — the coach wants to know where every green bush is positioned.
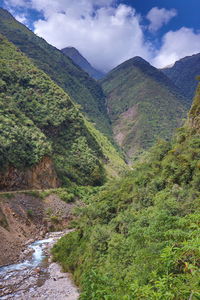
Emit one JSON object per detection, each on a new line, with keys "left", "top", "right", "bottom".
{"left": 52, "top": 118, "right": 200, "bottom": 299}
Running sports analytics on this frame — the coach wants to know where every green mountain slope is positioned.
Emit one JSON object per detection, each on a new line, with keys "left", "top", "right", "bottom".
{"left": 162, "top": 53, "right": 200, "bottom": 101}
{"left": 101, "top": 56, "right": 188, "bottom": 160}
{"left": 0, "top": 35, "right": 126, "bottom": 190}
{"left": 53, "top": 79, "right": 200, "bottom": 299}
{"left": 0, "top": 8, "right": 112, "bottom": 137}
{"left": 62, "top": 47, "right": 105, "bottom": 79}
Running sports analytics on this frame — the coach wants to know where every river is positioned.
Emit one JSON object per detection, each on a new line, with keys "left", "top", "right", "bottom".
{"left": 0, "top": 230, "right": 79, "bottom": 299}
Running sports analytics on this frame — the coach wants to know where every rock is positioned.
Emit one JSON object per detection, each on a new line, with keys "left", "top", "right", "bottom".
{"left": 34, "top": 267, "right": 41, "bottom": 274}
{"left": 0, "top": 229, "right": 79, "bottom": 300}
{"left": 25, "top": 239, "right": 34, "bottom": 245}
{"left": 40, "top": 230, "right": 45, "bottom": 237}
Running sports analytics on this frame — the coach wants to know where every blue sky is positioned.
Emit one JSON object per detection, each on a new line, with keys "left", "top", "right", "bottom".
{"left": 0, "top": 0, "right": 200, "bottom": 71}
{"left": 124, "top": 0, "right": 200, "bottom": 27}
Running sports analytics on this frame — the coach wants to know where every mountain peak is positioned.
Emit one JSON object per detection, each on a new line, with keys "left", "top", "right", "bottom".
{"left": 61, "top": 46, "right": 105, "bottom": 79}
{"left": 101, "top": 56, "right": 187, "bottom": 159}
{"left": 62, "top": 46, "right": 83, "bottom": 58}
{"left": 162, "top": 52, "right": 200, "bottom": 100}
{"left": 113, "top": 56, "right": 150, "bottom": 72}
{"left": 130, "top": 56, "right": 149, "bottom": 64}
{"left": 106, "top": 56, "right": 186, "bottom": 102}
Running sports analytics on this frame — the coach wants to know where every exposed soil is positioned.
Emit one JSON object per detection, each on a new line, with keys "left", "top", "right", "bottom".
{"left": 0, "top": 193, "right": 74, "bottom": 267}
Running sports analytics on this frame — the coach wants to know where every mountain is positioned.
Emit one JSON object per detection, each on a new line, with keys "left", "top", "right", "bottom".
{"left": 101, "top": 56, "right": 188, "bottom": 160}
{"left": 61, "top": 47, "right": 105, "bottom": 79}
{"left": 0, "top": 8, "right": 111, "bottom": 138}
{"left": 0, "top": 34, "right": 126, "bottom": 190}
{"left": 53, "top": 79, "right": 200, "bottom": 299}
{"left": 162, "top": 52, "right": 200, "bottom": 101}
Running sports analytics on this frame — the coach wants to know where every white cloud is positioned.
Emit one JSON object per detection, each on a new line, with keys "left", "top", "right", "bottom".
{"left": 152, "top": 27, "right": 200, "bottom": 68}
{"left": 4, "top": 0, "right": 28, "bottom": 7}
{"left": 147, "top": 7, "right": 177, "bottom": 32}
{"left": 3, "top": 0, "right": 200, "bottom": 71}
{"left": 32, "top": 1, "right": 152, "bottom": 71}
{"left": 14, "top": 13, "right": 28, "bottom": 24}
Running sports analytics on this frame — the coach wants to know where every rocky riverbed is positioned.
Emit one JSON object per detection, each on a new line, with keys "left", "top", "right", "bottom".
{"left": 0, "top": 230, "right": 79, "bottom": 299}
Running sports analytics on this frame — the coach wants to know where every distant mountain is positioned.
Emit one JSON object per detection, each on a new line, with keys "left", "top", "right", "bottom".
{"left": 62, "top": 47, "right": 105, "bottom": 80}
{"left": 0, "top": 8, "right": 111, "bottom": 138}
{"left": 162, "top": 53, "right": 200, "bottom": 101}
{"left": 101, "top": 56, "right": 188, "bottom": 160}
{"left": 0, "top": 34, "right": 126, "bottom": 190}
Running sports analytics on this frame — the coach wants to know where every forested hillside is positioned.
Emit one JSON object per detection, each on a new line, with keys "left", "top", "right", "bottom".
{"left": 0, "top": 8, "right": 112, "bottom": 137}
{"left": 101, "top": 56, "right": 188, "bottom": 160}
{"left": 53, "top": 79, "right": 200, "bottom": 299}
{"left": 0, "top": 34, "right": 126, "bottom": 190}
{"left": 163, "top": 53, "right": 200, "bottom": 101}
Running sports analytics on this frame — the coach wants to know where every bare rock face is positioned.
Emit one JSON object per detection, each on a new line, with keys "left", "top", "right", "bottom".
{"left": 0, "top": 193, "right": 74, "bottom": 267}
{"left": 0, "top": 194, "right": 45, "bottom": 266}
{"left": 0, "top": 157, "right": 59, "bottom": 191}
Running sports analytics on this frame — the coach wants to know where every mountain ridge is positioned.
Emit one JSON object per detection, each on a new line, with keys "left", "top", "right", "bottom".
{"left": 0, "top": 8, "right": 112, "bottom": 138}
{"left": 162, "top": 52, "right": 200, "bottom": 101}
{"left": 62, "top": 46, "right": 105, "bottom": 79}
{"left": 101, "top": 56, "right": 188, "bottom": 159}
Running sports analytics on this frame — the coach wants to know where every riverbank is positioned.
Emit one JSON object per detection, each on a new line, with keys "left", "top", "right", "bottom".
{"left": 0, "top": 192, "right": 75, "bottom": 266}
{"left": 0, "top": 230, "right": 79, "bottom": 299}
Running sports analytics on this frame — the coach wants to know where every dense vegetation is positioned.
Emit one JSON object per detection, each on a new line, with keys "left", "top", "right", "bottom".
{"left": 0, "top": 8, "right": 112, "bottom": 138}
{"left": 101, "top": 56, "right": 188, "bottom": 160}
{"left": 163, "top": 53, "right": 200, "bottom": 101}
{"left": 52, "top": 80, "right": 200, "bottom": 299}
{"left": 0, "top": 35, "right": 126, "bottom": 186}
{"left": 62, "top": 47, "right": 104, "bottom": 80}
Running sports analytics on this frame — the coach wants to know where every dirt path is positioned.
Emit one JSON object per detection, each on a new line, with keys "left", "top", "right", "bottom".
{"left": 0, "top": 188, "right": 55, "bottom": 195}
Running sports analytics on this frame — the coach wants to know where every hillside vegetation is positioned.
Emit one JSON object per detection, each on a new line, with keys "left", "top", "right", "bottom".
{"left": 53, "top": 80, "right": 200, "bottom": 299}
{"left": 101, "top": 57, "right": 188, "bottom": 160}
{"left": 0, "top": 34, "right": 126, "bottom": 188}
{"left": 0, "top": 8, "right": 112, "bottom": 138}
{"left": 163, "top": 53, "right": 200, "bottom": 101}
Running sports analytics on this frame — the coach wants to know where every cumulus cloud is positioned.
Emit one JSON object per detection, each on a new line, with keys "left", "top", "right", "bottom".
{"left": 4, "top": 0, "right": 28, "bottom": 7}
{"left": 3, "top": 0, "right": 200, "bottom": 71}
{"left": 147, "top": 7, "right": 177, "bottom": 32}
{"left": 14, "top": 13, "right": 28, "bottom": 24}
{"left": 153, "top": 27, "right": 200, "bottom": 68}
{"left": 32, "top": 0, "right": 152, "bottom": 72}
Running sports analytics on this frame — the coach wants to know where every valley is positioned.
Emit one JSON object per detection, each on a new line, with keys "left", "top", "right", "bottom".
{"left": 0, "top": 4, "right": 200, "bottom": 300}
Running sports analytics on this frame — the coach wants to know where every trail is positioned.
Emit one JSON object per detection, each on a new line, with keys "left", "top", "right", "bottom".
{"left": 0, "top": 189, "right": 55, "bottom": 196}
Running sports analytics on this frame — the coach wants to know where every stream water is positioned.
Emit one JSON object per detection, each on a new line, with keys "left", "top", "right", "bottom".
{"left": 0, "top": 231, "right": 79, "bottom": 300}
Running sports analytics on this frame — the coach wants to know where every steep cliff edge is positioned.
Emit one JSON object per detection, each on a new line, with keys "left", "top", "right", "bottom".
{"left": 0, "top": 157, "right": 59, "bottom": 191}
